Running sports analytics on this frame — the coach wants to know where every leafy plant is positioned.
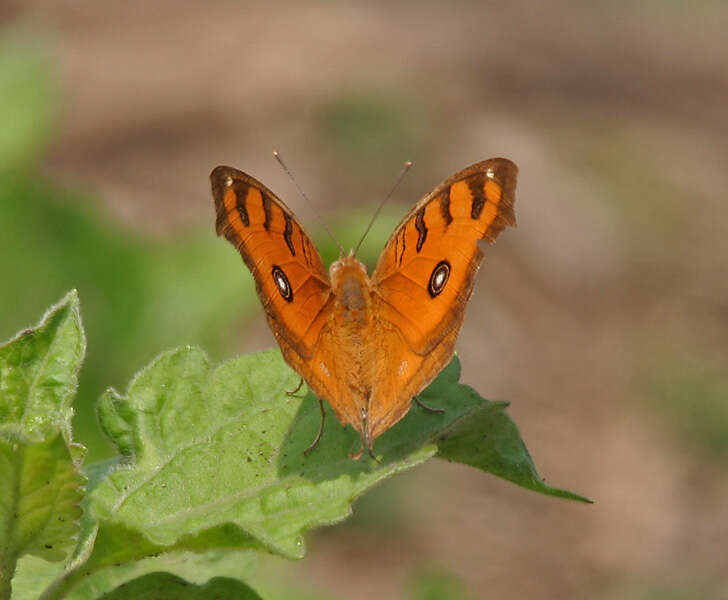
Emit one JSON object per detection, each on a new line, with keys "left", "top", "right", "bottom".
{"left": 0, "top": 293, "right": 589, "bottom": 599}
{"left": 0, "top": 292, "right": 85, "bottom": 600}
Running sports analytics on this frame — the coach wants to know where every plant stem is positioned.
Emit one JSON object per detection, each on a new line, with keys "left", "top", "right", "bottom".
{"left": 37, "top": 564, "right": 86, "bottom": 600}
{"left": 0, "top": 445, "right": 23, "bottom": 600}
{"left": 0, "top": 550, "right": 18, "bottom": 600}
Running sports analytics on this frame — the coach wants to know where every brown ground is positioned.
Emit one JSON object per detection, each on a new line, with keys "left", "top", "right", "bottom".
{"left": 6, "top": 1, "right": 728, "bottom": 598}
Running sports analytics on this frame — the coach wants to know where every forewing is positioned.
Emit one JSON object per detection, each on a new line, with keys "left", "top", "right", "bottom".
{"left": 371, "top": 158, "right": 517, "bottom": 356}
{"left": 211, "top": 165, "right": 332, "bottom": 359}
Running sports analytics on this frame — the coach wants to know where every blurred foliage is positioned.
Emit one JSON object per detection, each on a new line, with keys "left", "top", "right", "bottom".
{"left": 600, "top": 578, "right": 722, "bottom": 600}
{"left": 247, "top": 584, "right": 337, "bottom": 600}
{"left": 634, "top": 346, "right": 728, "bottom": 459}
{"left": 558, "top": 124, "right": 691, "bottom": 266}
{"left": 251, "top": 566, "right": 474, "bottom": 600}
{"left": 0, "top": 31, "right": 54, "bottom": 171}
{"left": 316, "top": 209, "right": 399, "bottom": 269}
{"left": 313, "top": 89, "right": 429, "bottom": 174}
{"left": 408, "top": 568, "right": 473, "bottom": 600}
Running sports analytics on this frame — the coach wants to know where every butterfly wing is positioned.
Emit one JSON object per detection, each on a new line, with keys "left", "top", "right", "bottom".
{"left": 366, "top": 158, "right": 518, "bottom": 440}
{"left": 211, "top": 166, "right": 333, "bottom": 360}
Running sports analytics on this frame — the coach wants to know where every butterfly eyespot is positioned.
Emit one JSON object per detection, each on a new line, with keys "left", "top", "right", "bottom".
{"left": 272, "top": 265, "right": 293, "bottom": 302}
{"left": 428, "top": 260, "right": 450, "bottom": 297}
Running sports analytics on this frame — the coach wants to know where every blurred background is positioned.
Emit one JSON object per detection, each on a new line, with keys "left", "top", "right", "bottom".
{"left": 1, "top": 1, "right": 727, "bottom": 598}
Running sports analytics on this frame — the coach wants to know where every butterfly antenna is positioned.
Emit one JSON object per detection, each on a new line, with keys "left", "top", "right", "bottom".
{"left": 353, "top": 160, "right": 413, "bottom": 257}
{"left": 273, "top": 151, "right": 345, "bottom": 256}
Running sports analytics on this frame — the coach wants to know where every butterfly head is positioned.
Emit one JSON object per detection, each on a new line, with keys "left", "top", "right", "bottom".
{"left": 329, "top": 250, "right": 367, "bottom": 276}
{"left": 329, "top": 252, "right": 368, "bottom": 283}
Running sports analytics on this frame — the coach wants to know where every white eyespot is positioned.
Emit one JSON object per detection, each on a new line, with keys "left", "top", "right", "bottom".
{"left": 319, "top": 362, "right": 330, "bottom": 377}
{"left": 361, "top": 409, "right": 367, "bottom": 420}
{"left": 225, "top": 176, "right": 233, "bottom": 187}
{"left": 397, "top": 360, "right": 408, "bottom": 376}
{"left": 428, "top": 261, "right": 451, "bottom": 297}
{"left": 271, "top": 266, "right": 293, "bottom": 302}
{"left": 486, "top": 168, "right": 494, "bottom": 178}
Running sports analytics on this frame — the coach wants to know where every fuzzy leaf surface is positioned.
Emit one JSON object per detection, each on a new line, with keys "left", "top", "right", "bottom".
{"left": 0, "top": 292, "right": 86, "bottom": 599}
{"left": 81, "top": 345, "right": 586, "bottom": 572}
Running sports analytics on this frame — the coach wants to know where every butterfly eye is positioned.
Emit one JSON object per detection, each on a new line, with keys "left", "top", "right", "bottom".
{"left": 428, "top": 260, "right": 450, "bottom": 297}
{"left": 272, "top": 265, "right": 293, "bottom": 302}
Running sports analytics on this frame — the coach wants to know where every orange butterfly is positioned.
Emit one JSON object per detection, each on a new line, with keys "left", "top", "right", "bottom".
{"left": 211, "top": 158, "right": 517, "bottom": 459}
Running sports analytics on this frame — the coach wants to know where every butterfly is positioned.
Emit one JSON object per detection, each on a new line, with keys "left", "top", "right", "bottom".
{"left": 211, "top": 158, "right": 517, "bottom": 459}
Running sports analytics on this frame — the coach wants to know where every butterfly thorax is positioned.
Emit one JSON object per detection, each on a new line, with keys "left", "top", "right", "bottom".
{"left": 329, "top": 254, "right": 372, "bottom": 327}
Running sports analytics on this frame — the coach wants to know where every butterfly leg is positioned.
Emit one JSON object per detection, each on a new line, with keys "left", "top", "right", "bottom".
{"left": 348, "top": 443, "right": 364, "bottom": 460}
{"left": 348, "top": 417, "right": 382, "bottom": 463}
{"left": 413, "top": 395, "right": 445, "bottom": 414}
{"left": 303, "top": 397, "right": 326, "bottom": 455}
{"left": 360, "top": 413, "right": 382, "bottom": 464}
{"left": 366, "top": 444, "right": 381, "bottom": 464}
{"left": 348, "top": 440, "right": 381, "bottom": 463}
{"left": 286, "top": 377, "right": 304, "bottom": 396}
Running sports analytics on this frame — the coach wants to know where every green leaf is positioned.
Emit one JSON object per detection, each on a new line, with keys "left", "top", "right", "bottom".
{"left": 98, "top": 572, "right": 262, "bottom": 600}
{"left": 0, "top": 291, "right": 86, "bottom": 600}
{"left": 14, "top": 550, "right": 259, "bottom": 600}
{"left": 420, "top": 360, "right": 590, "bottom": 503}
{"left": 46, "top": 344, "right": 587, "bottom": 596}
{"left": 30, "top": 549, "right": 258, "bottom": 600}
{"left": 90, "top": 349, "right": 437, "bottom": 557}
{"left": 0, "top": 291, "right": 85, "bottom": 443}
{"left": 8, "top": 556, "right": 63, "bottom": 600}
{"left": 35, "top": 459, "right": 257, "bottom": 600}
